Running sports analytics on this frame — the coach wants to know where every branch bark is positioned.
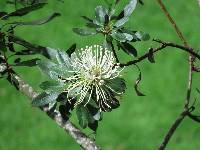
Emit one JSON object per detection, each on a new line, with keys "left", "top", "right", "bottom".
{"left": 8, "top": 73, "right": 101, "bottom": 150}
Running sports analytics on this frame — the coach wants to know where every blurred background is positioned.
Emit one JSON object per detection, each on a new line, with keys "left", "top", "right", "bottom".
{"left": 1, "top": 0, "right": 200, "bottom": 149}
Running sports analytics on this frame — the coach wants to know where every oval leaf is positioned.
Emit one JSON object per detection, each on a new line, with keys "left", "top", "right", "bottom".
{"left": 95, "top": 5, "right": 108, "bottom": 24}
{"left": 119, "top": 42, "right": 137, "bottom": 57}
{"left": 76, "top": 105, "right": 94, "bottom": 129}
{"left": 73, "top": 28, "right": 97, "bottom": 36}
{"left": 2, "top": 3, "right": 47, "bottom": 19}
{"left": 32, "top": 92, "right": 59, "bottom": 107}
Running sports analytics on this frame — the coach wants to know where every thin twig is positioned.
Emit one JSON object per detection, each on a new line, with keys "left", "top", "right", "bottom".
{"left": 159, "top": 109, "right": 189, "bottom": 150}
{"left": 188, "top": 113, "right": 200, "bottom": 123}
{"left": 119, "top": 40, "right": 200, "bottom": 67}
{"left": 156, "top": 1, "right": 194, "bottom": 150}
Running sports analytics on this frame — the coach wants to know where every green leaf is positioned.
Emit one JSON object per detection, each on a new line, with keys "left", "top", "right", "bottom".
{"left": 111, "top": 31, "right": 126, "bottom": 42}
{"left": 86, "top": 22, "right": 101, "bottom": 28}
{"left": 81, "top": 16, "right": 93, "bottom": 22}
{"left": 134, "top": 66, "right": 145, "bottom": 96}
{"left": 39, "top": 80, "right": 64, "bottom": 91}
{"left": 73, "top": 28, "right": 97, "bottom": 36}
{"left": 105, "top": 77, "right": 126, "bottom": 94}
{"left": 112, "top": 31, "right": 133, "bottom": 42}
{"left": 2, "top": 3, "right": 47, "bottom": 19}
{"left": 95, "top": 5, "right": 108, "bottom": 24}
{"left": 68, "top": 85, "right": 82, "bottom": 97}
{"left": 103, "top": 36, "right": 112, "bottom": 50}
{"left": 123, "top": 0, "right": 137, "bottom": 17}
{"left": 76, "top": 105, "right": 94, "bottom": 129}
{"left": 119, "top": 42, "right": 137, "bottom": 57}
{"left": 14, "top": 58, "right": 40, "bottom": 67}
{"left": 37, "top": 60, "right": 64, "bottom": 80}
{"left": 46, "top": 47, "right": 72, "bottom": 69}
{"left": 114, "top": 17, "right": 129, "bottom": 27}
{"left": 66, "top": 44, "right": 76, "bottom": 57}
{"left": 93, "top": 111, "right": 103, "bottom": 121}
{"left": 10, "top": 13, "right": 61, "bottom": 26}
{"left": 9, "top": 35, "right": 50, "bottom": 58}
{"left": 32, "top": 92, "right": 59, "bottom": 107}
{"left": 135, "top": 31, "right": 150, "bottom": 41}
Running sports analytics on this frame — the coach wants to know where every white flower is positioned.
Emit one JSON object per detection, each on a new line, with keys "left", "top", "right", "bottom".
{"left": 63, "top": 45, "right": 124, "bottom": 111}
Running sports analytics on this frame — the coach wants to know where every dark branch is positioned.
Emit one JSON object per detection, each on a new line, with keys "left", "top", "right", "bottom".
{"left": 119, "top": 40, "right": 200, "bottom": 67}
{"left": 156, "top": 0, "right": 194, "bottom": 150}
{"left": 188, "top": 113, "right": 200, "bottom": 123}
{"left": 159, "top": 109, "right": 189, "bottom": 150}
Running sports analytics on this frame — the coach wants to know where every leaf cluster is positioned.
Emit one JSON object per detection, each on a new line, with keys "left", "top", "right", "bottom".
{"left": 73, "top": 0, "right": 150, "bottom": 57}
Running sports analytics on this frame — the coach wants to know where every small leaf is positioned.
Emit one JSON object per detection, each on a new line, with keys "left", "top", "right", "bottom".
{"left": 81, "top": 16, "right": 93, "bottom": 22}
{"left": 134, "top": 66, "right": 145, "bottom": 96}
{"left": 66, "top": 44, "right": 76, "bottom": 57}
{"left": 46, "top": 47, "right": 72, "bottom": 69}
{"left": 148, "top": 48, "right": 155, "bottom": 63}
{"left": 11, "top": 13, "right": 61, "bottom": 26}
{"left": 112, "top": 31, "right": 133, "bottom": 42}
{"left": 14, "top": 58, "right": 40, "bottom": 67}
{"left": 39, "top": 80, "right": 64, "bottom": 91}
{"left": 14, "top": 49, "right": 37, "bottom": 55}
{"left": 114, "top": 17, "right": 129, "bottom": 27}
{"left": 117, "top": 0, "right": 137, "bottom": 20}
{"left": 123, "top": 0, "right": 137, "bottom": 17}
{"left": 76, "top": 105, "right": 94, "bottom": 129}
{"left": 2, "top": 3, "right": 47, "bottom": 19}
{"left": 95, "top": 5, "right": 108, "bottom": 24}
{"left": 86, "top": 22, "right": 101, "bottom": 28}
{"left": 68, "top": 85, "right": 82, "bottom": 97}
{"left": 9, "top": 35, "right": 50, "bottom": 58}
{"left": 103, "top": 36, "right": 112, "bottom": 50}
{"left": 119, "top": 42, "right": 137, "bottom": 57}
{"left": 105, "top": 77, "right": 126, "bottom": 94}
{"left": 111, "top": 31, "right": 126, "bottom": 42}
{"left": 135, "top": 31, "right": 150, "bottom": 41}
{"left": 32, "top": 92, "right": 59, "bottom": 107}
{"left": 73, "top": 28, "right": 97, "bottom": 36}
{"left": 37, "top": 60, "right": 65, "bottom": 80}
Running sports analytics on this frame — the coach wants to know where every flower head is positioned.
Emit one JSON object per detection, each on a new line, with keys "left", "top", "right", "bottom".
{"left": 65, "top": 45, "right": 125, "bottom": 111}
{"left": 36, "top": 45, "right": 126, "bottom": 112}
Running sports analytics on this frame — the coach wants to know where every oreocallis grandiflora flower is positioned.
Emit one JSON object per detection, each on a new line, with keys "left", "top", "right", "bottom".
{"left": 32, "top": 45, "right": 126, "bottom": 112}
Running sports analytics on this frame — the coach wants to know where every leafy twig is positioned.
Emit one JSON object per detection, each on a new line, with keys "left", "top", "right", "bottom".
{"left": 119, "top": 39, "right": 200, "bottom": 67}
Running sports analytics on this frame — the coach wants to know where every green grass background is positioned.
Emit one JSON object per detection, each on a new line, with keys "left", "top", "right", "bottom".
{"left": 1, "top": 0, "right": 200, "bottom": 150}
